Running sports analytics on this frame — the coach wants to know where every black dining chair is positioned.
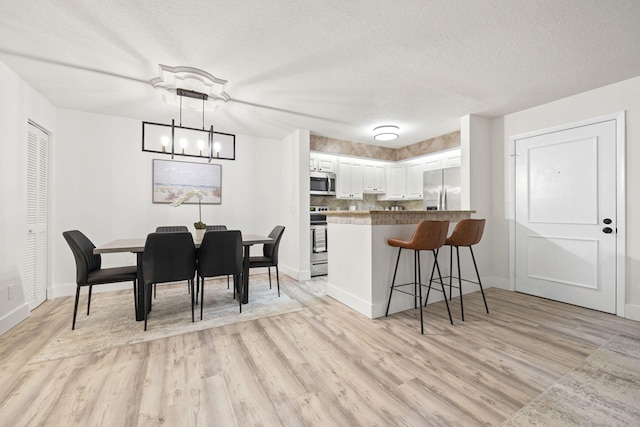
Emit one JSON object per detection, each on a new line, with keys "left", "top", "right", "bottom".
{"left": 156, "top": 226, "right": 189, "bottom": 233}
{"left": 62, "top": 230, "right": 138, "bottom": 330}
{"left": 155, "top": 226, "right": 190, "bottom": 297}
{"left": 204, "top": 225, "right": 232, "bottom": 292}
{"left": 249, "top": 225, "right": 285, "bottom": 297}
{"left": 141, "top": 232, "right": 197, "bottom": 331}
{"left": 197, "top": 230, "right": 244, "bottom": 317}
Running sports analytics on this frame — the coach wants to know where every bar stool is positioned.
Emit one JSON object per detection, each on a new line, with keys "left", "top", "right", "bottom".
{"left": 385, "top": 220, "right": 453, "bottom": 334}
{"left": 432, "top": 218, "right": 489, "bottom": 321}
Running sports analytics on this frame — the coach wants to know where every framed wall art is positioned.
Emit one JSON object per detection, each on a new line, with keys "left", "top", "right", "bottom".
{"left": 152, "top": 159, "right": 221, "bottom": 204}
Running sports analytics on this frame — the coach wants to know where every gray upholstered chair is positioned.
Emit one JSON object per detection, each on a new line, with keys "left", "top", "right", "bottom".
{"left": 197, "top": 230, "right": 243, "bottom": 317}
{"left": 63, "top": 230, "right": 138, "bottom": 330}
{"left": 141, "top": 232, "right": 197, "bottom": 331}
{"left": 249, "top": 225, "right": 285, "bottom": 297}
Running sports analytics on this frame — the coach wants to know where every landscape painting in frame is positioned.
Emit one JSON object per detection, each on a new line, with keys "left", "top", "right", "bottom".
{"left": 153, "top": 159, "right": 221, "bottom": 204}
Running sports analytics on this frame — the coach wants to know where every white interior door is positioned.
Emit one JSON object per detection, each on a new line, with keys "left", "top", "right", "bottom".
{"left": 26, "top": 123, "right": 49, "bottom": 310}
{"left": 515, "top": 120, "right": 617, "bottom": 313}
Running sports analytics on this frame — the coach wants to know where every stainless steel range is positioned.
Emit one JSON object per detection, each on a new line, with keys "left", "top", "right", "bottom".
{"left": 310, "top": 206, "right": 329, "bottom": 276}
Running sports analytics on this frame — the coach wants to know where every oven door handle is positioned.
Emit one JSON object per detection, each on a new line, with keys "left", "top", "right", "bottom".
{"left": 312, "top": 228, "right": 316, "bottom": 252}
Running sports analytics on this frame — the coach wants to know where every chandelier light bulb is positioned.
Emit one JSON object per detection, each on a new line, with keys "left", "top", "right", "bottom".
{"left": 160, "top": 135, "right": 170, "bottom": 152}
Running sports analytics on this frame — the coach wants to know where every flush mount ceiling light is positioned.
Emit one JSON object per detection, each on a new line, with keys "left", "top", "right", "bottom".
{"left": 373, "top": 125, "right": 399, "bottom": 141}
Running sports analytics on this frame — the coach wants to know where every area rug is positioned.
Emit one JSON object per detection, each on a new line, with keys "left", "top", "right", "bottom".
{"left": 501, "top": 334, "right": 640, "bottom": 426}
{"left": 32, "top": 279, "right": 303, "bottom": 364}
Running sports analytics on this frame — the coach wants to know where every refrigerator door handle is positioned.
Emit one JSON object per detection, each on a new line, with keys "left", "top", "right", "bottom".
{"left": 443, "top": 187, "right": 447, "bottom": 210}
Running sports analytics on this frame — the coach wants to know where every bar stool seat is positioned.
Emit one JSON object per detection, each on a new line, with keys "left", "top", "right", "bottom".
{"left": 432, "top": 218, "right": 489, "bottom": 321}
{"left": 385, "top": 220, "right": 453, "bottom": 334}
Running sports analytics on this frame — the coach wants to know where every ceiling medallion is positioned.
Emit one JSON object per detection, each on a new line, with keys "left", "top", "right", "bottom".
{"left": 150, "top": 64, "right": 230, "bottom": 111}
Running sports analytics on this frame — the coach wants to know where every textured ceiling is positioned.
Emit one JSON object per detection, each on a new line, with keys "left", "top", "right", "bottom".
{"left": 1, "top": 1, "right": 639, "bottom": 147}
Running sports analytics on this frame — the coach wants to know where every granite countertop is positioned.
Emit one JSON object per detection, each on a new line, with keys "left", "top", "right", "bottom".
{"left": 324, "top": 210, "right": 474, "bottom": 216}
{"left": 324, "top": 210, "right": 476, "bottom": 225}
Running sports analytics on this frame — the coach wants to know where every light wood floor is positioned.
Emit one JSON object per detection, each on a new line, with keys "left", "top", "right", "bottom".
{"left": 1, "top": 275, "right": 638, "bottom": 426}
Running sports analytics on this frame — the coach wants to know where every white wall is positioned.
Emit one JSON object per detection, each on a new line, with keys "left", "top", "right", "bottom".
{"left": 460, "top": 115, "right": 498, "bottom": 287}
{"left": 278, "top": 129, "right": 311, "bottom": 281}
{"left": 488, "top": 75, "right": 640, "bottom": 320}
{"left": 0, "top": 61, "right": 57, "bottom": 334}
{"left": 51, "top": 109, "right": 307, "bottom": 296}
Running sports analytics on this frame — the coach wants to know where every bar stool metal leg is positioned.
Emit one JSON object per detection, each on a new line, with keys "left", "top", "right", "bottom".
{"left": 470, "top": 246, "right": 489, "bottom": 314}
{"left": 424, "top": 249, "right": 454, "bottom": 325}
{"left": 385, "top": 248, "right": 403, "bottom": 317}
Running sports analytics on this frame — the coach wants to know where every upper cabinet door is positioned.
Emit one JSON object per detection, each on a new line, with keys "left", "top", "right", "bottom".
{"left": 317, "top": 158, "right": 335, "bottom": 173}
{"left": 406, "top": 163, "right": 424, "bottom": 199}
{"left": 363, "top": 164, "right": 386, "bottom": 193}
{"left": 337, "top": 160, "right": 364, "bottom": 199}
{"left": 310, "top": 154, "right": 336, "bottom": 173}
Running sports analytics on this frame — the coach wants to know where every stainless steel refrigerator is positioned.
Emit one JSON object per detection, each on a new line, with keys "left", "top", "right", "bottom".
{"left": 423, "top": 167, "right": 461, "bottom": 210}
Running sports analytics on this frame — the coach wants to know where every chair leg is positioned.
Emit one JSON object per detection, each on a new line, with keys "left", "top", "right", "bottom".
{"left": 417, "top": 250, "right": 425, "bottom": 334}
{"left": 144, "top": 283, "right": 149, "bottom": 331}
{"left": 275, "top": 265, "right": 280, "bottom": 297}
{"left": 72, "top": 285, "right": 81, "bottom": 330}
{"left": 268, "top": 267, "right": 272, "bottom": 289}
{"left": 227, "top": 275, "right": 230, "bottom": 289}
{"left": 154, "top": 283, "right": 157, "bottom": 299}
{"left": 456, "top": 246, "right": 464, "bottom": 321}
{"left": 413, "top": 250, "right": 419, "bottom": 309}
{"left": 87, "top": 285, "right": 93, "bottom": 316}
{"left": 470, "top": 246, "right": 489, "bottom": 314}
{"left": 200, "top": 276, "right": 205, "bottom": 321}
{"left": 385, "top": 248, "right": 402, "bottom": 317}
{"left": 449, "top": 246, "right": 454, "bottom": 300}
{"left": 425, "top": 251, "right": 438, "bottom": 307}
{"left": 191, "top": 277, "right": 195, "bottom": 323}
{"left": 132, "top": 279, "right": 138, "bottom": 312}
{"left": 433, "top": 250, "right": 453, "bottom": 325}
{"left": 236, "top": 273, "right": 242, "bottom": 314}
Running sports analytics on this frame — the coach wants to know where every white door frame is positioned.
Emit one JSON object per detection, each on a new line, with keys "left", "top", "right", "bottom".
{"left": 508, "top": 111, "right": 626, "bottom": 316}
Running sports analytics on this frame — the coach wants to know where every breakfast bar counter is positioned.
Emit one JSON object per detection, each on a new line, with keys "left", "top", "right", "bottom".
{"left": 324, "top": 210, "right": 475, "bottom": 319}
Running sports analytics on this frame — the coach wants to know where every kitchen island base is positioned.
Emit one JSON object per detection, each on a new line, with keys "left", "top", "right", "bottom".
{"left": 325, "top": 210, "right": 475, "bottom": 319}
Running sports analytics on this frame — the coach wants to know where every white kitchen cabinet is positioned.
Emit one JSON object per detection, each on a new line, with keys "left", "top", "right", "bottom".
{"left": 337, "top": 160, "right": 364, "bottom": 199}
{"left": 406, "top": 162, "right": 424, "bottom": 199}
{"left": 423, "top": 157, "right": 441, "bottom": 171}
{"left": 310, "top": 153, "right": 336, "bottom": 172}
{"left": 378, "top": 165, "right": 407, "bottom": 200}
{"left": 363, "top": 163, "right": 386, "bottom": 193}
{"left": 377, "top": 162, "right": 423, "bottom": 201}
{"left": 443, "top": 150, "right": 461, "bottom": 168}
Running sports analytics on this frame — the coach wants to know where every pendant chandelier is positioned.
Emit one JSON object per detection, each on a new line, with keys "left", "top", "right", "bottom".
{"left": 142, "top": 65, "right": 235, "bottom": 161}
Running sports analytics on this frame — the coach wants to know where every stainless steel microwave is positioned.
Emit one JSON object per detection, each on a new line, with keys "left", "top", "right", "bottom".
{"left": 310, "top": 171, "right": 336, "bottom": 196}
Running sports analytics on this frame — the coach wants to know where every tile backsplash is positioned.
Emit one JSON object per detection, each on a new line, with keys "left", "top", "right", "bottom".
{"left": 311, "top": 194, "right": 422, "bottom": 211}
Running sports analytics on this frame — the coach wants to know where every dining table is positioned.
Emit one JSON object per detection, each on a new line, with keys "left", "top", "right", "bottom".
{"left": 94, "top": 232, "right": 273, "bottom": 321}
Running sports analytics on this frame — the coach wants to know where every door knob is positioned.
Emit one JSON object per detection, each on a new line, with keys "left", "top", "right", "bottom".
{"left": 603, "top": 218, "right": 612, "bottom": 224}
{"left": 602, "top": 227, "right": 613, "bottom": 234}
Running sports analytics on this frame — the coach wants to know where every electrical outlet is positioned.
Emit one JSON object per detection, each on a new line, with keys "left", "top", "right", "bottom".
{"left": 8, "top": 284, "right": 14, "bottom": 300}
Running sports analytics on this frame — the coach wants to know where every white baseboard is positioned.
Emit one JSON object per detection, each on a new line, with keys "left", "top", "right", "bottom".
{"left": 484, "top": 276, "right": 511, "bottom": 290}
{"left": 326, "top": 282, "right": 374, "bottom": 319}
{"left": 0, "top": 303, "right": 30, "bottom": 336}
{"left": 624, "top": 303, "right": 640, "bottom": 322}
